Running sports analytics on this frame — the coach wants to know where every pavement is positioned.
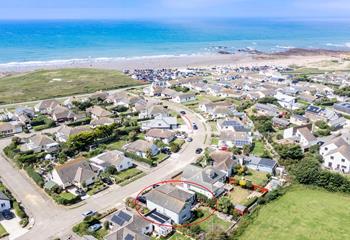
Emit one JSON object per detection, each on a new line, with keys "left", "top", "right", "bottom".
{"left": 0, "top": 101, "right": 211, "bottom": 240}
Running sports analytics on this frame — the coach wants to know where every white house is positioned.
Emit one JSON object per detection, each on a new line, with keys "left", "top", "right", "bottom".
{"left": 123, "top": 140, "right": 159, "bottom": 158}
{"left": 320, "top": 136, "right": 350, "bottom": 174}
{"left": 283, "top": 124, "right": 316, "bottom": 148}
{"left": 172, "top": 93, "right": 196, "bottom": 103}
{"left": 0, "top": 191, "right": 11, "bottom": 212}
{"left": 90, "top": 150, "right": 133, "bottom": 172}
{"left": 145, "top": 129, "right": 176, "bottom": 144}
{"left": 274, "top": 91, "right": 298, "bottom": 110}
{"left": 141, "top": 116, "right": 178, "bottom": 131}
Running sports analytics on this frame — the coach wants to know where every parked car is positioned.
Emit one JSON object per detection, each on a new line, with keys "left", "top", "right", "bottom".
{"left": 101, "top": 178, "right": 113, "bottom": 185}
{"left": 180, "top": 111, "right": 186, "bottom": 115}
{"left": 88, "top": 223, "right": 102, "bottom": 232}
{"left": 161, "top": 148, "right": 171, "bottom": 154}
{"left": 82, "top": 210, "right": 96, "bottom": 217}
{"left": 195, "top": 148, "right": 203, "bottom": 154}
{"left": 186, "top": 137, "right": 193, "bottom": 142}
{"left": 2, "top": 210, "right": 14, "bottom": 220}
{"left": 192, "top": 123, "right": 198, "bottom": 130}
{"left": 136, "top": 195, "right": 147, "bottom": 204}
{"left": 75, "top": 188, "right": 86, "bottom": 196}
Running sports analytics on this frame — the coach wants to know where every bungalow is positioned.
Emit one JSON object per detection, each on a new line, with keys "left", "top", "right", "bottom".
{"left": 182, "top": 165, "right": 227, "bottom": 199}
{"left": 172, "top": 93, "right": 196, "bottom": 103}
{"left": 34, "top": 99, "right": 60, "bottom": 114}
{"left": 51, "top": 157, "right": 97, "bottom": 189}
{"left": 274, "top": 91, "right": 298, "bottom": 110}
{"left": 219, "top": 131, "right": 252, "bottom": 148}
{"left": 141, "top": 116, "right": 178, "bottom": 131}
{"left": 143, "top": 85, "right": 163, "bottom": 97}
{"left": 51, "top": 105, "right": 75, "bottom": 122}
{"left": 254, "top": 103, "right": 280, "bottom": 117}
{"left": 105, "top": 209, "right": 152, "bottom": 240}
{"left": 55, "top": 125, "right": 90, "bottom": 143}
{"left": 145, "top": 129, "right": 176, "bottom": 144}
{"left": 209, "top": 150, "right": 237, "bottom": 177}
{"left": 145, "top": 185, "right": 194, "bottom": 225}
{"left": 86, "top": 106, "right": 113, "bottom": 120}
{"left": 290, "top": 114, "right": 309, "bottom": 126}
{"left": 90, "top": 117, "right": 116, "bottom": 128}
{"left": 0, "top": 191, "right": 11, "bottom": 212}
{"left": 20, "top": 134, "right": 59, "bottom": 153}
{"left": 216, "top": 119, "right": 249, "bottom": 132}
{"left": 0, "top": 121, "right": 22, "bottom": 137}
{"left": 89, "top": 91, "right": 109, "bottom": 101}
{"left": 320, "top": 136, "right": 350, "bottom": 174}
{"left": 283, "top": 124, "right": 316, "bottom": 148}
{"left": 90, "top": 150, "right": 133, "bottom": 172}
{"left": 334, "top": 102, "right": 350, "bottom": 116}
{"left": 123, "top": 140, "right": 159, "bottom": 158}
{"left": 161, "top": 88, "right": 178, "bottom": 99}
{"left": 138, "top": 105, "right": 170, "bottom": 120}
{"left": 243, "top": 156, "right": 277, "bottom": 175}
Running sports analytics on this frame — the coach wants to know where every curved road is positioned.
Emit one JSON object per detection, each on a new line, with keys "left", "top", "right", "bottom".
{"left": 0, "top": 101, "right": 211, "bottom": 240}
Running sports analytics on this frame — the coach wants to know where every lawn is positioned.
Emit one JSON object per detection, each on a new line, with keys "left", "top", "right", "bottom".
{"left": 228, "top": 187, "right": 252, "bottom": 205}
{"left": 210, "top": 137, "right": 219, "bottom": 145}
{"left": 0, "top": 68, "right": 143, "bottom": 104}
{"left": 195, "top": 207, "right": 232, "bottom": 233}
{"left": 0, "top": 224, "right": 8, "bottom": 238}
{"left": 168, "top": 232, "right": 192, "bottom": 240}
{"left": 114, "top": 168, "right": 143, "bottom": 184}
{"left": 239, "top": 185, "right": 350, "bottom": 240}
{"left": 251, "top": 141, "right": 265, "bottom": 157}
{"left": 151, "top": 153, "right": 169, "bottom": 163}
{"left": 244, "top": 170, "right": 269, "bottom": 186}
{"left": 59, "top": 192, "right": 78, "bottom": 201}
{"left": 209, "top": 121, "right": 218, "bottom": 133}
{"left": 106, "top": 140, "right": 128, "bottom": 151}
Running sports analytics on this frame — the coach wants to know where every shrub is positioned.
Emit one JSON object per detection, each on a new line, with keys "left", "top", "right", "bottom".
{"left": 25, "top": 167, "right": 44, "bottom": 188}
{"left": 13, "top": 201, "right": 27, "bottom": 219}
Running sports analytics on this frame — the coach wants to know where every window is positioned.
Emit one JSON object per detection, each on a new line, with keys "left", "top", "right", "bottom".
{"left": 341, "top": 159, "right": 345, "bottom": 162}
{"left": 330, "top": 156, "right": 334, "bottom": 160}
{"left": 325, "top": 147, "right": 328, "bottom": 151}
{"left": 328, "top": 162, "right": 332, "bottom": 167}
{"left": 0, "top": 203, "right": 5, "bottom": 208}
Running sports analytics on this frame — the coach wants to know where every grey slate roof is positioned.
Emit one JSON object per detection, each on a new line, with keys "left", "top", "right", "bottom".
{"left": 0, "top": 191, "right": 10, "bottom": 201}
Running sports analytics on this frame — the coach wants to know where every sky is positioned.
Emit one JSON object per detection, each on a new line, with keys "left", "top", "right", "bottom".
{"left": 1, "top": 0, "right": 350, "bottom": 20}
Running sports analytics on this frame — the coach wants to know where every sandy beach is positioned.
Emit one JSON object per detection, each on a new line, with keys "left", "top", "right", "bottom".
{"left": 0, "top": 49, "right": 349, "bottom": 74}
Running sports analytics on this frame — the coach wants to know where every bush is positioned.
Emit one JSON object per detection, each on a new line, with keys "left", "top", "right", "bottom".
{"left": 124, "top": 152, "right": 155, "bottom": 166}
{"left": 13, "top": 201, "right": 28, "bottom": 219}
{"left": 25, "top": 167, "right": 44, "bottom": 187}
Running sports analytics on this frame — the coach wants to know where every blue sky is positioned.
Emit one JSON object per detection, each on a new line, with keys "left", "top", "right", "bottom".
{"left": 1, "top": 0, "right": 350, "bottom": 20}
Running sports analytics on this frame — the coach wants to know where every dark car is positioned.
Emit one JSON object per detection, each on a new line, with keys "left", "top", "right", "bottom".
{"left": 161, "top": 147, "right": 171, "bottom": 154}
{"left": 180, "top": 111, "right": 186, "bottom": 115}
{"left": 195, "top": 148, "right": 203, "bottom": 154}
{"left": 102, "top": 178, "right": 113, "bottom": 185}
{"left": 2, "top": 210, "right": 14, "bottom": 220}
{"left": 136, "top": 195, "right": 147, "bottom": 204}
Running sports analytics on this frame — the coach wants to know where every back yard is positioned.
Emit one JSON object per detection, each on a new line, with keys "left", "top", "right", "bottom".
{"left": 239, "top": 185, "right": 350, "bottom": 240}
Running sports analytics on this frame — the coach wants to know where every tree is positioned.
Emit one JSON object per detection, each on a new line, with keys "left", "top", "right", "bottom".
{"left": 170, "top": 142, "right": 180, "bottom": 153}
{"left": 106, "top": 166, "right": 117, "bottom": 175}
{"left": 217, "top": 197, "right": 233, "bottom": 214}
{"left": 243, "top": 144, "right": 252, "bottom": 156}
{"left": 128, "top": 130, "right": 137, "bottom": 141}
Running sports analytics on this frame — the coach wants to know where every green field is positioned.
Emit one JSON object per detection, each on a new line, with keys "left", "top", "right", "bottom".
{"left": 239, "top": 185, "right": 350, "bottom": 240}
{"left": 0, "top": 68, "right": 143, "bottom": 104}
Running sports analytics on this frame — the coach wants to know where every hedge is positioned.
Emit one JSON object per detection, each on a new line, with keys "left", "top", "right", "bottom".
{"left": 124, "top": 152, "right": 155, "bottom": 166}
{"left": 25, "top": 167, "right": 44, "bottom": 188}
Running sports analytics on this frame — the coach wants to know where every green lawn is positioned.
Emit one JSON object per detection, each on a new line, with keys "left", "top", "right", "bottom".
{"left": 151, "top": 153, "right": 169, "bottom": 163}
{"left": 168, "top": 232, "right": 192, "bottom": 240}
{"left": 244, "top": 170, "right": 269, "bottom": 186}
{"left": 251, "top": 141, "right": 265, "bottom": 157}
{"left": 0, "top": 224, "right": 8, "bottom": 238}
{"left": 228, "top": 187, "right": 252, "bottom": 205}
{"left": 59, "top": 192, "right": 78, "bottom": 201}
{"left": 106, "top": 140, "right": 128, "bottom": 151}
{"left": 211, "top": 137, "right": 219, "bottom": 145}
{"left": 239, "top": 185, "right": 350, "bottom": 240}
{"left": 114, "top": 168, "right": 143, "bottom": 184}
{"left": 195, "top": 208, "right": 232, "bottom": 233}
{"left": 0, "top": 68, "right": 143, "bottom": 104}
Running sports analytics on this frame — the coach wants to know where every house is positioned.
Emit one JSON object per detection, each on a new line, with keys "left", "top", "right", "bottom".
{"left": 90, "top": 91, "right": 109, "bottom": 101}
{"left": 86, "top": 106, "right": 113, "bottom": 120}
{"left": 141, "top": 116, "right": 178, "bottom": 131}
{"left": 182, "top": 165, "right": 227, "bottom": 198}
{"left": 0, "top": 191, "right": 11, "bottom": 212}
{"left": 290, "top": 114, "right": 309, "bottom": 126}
{"left": 138, "top": 105, "right": 170, "bottom": 119}
{"left": 55, "top": 125, "right": 90, "bottom": 143}
{"left": 272, "top": 117, "right": 290, "bottom": 128}
{"left": 172, "top": 93, "right": 196, "bottom": 103}
{"left": 34, "top": 99, "right": 60, "bottom": 114}
{"left": 216, "top": 119, "right": 249, "bottom": 132}
{"left": 105, "top": 209, "right": 153, "bottom": 240}
{"left": 144, "top": 210, "right": 173, "bottom": 237}
{"left": 243, "top": 156, "right": 277, "bottom": 174}
{"left": 320, "top": 136, "right": 350, "bottom": 174}
{"left": 209, "top": 150, "right": 237, "bottom": 177}
{"left": 219, "top": 131, "right": 252, "bottom": 148}
{"left": 51, "top": 105, "right": 75, "bottom": 122}
{"left": 90, "top": 117, "right": 116, "bottom": 128}
{"left": 145, "top": 184, "right": 194, "bottom": 225}
{"left": 123, "top": 140, "right": 159, "bottom": 158}
{"left": 161, "top": 88, "right": 178, "bottom": 99}
{"left": 334, "top": 102, "right": 350, "bottom": 116}
{"left": 145, "top": 129, "right": 176, "bottom": 144}
{"left": 254, "top": 103, "right": 280, "bottom": 117}
{"left": 90, "top": 150, "right": 133, "bottom": 172}
{"left": 20, "top": 134, "right": 59, "bottom": 153}
{"left": 283, "top": 124, "right": 316, "bottom": 148}
{"left": 274, "top": 92, "right": 298, "bottom": 110}
{"left": 51, "top": 157, "right": 97, "bottom": 189}
{"left": 0, "top": 121, "right": 22, "bottom": 137}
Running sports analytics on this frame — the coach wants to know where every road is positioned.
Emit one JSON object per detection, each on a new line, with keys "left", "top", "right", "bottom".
{"left": 0, "top": 101, "right": 211, "bottom": 240}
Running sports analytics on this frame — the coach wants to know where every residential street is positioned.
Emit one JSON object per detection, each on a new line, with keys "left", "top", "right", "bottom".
{"left": 0, "top": 102, "right": 211, "bottom": 240}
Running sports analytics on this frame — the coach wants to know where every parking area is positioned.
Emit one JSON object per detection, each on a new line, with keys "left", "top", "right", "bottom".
{"left": 0, "top": 211, "right": 28, "bottom": 240}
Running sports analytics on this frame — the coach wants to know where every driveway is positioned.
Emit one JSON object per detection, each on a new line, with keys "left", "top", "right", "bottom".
{"left": 0, "top": 212, "right": 28, "bottom": 240}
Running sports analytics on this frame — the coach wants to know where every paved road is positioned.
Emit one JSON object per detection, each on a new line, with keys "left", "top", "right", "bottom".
{"left": 0, "top": 102, "right": 210, "bottom": 240}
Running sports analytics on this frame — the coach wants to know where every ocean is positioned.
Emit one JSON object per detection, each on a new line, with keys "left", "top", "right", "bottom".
{"left": 0, "top": 18, "right": 350, "bottom": 64}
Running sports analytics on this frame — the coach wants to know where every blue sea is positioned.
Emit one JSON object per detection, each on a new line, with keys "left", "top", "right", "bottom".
{"left": 0, "top": 18, "right": 350, "bottom": 64}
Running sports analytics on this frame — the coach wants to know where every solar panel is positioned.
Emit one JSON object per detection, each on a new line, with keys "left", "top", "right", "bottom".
{"left": 111, "top": 215, "right": 125, "bottom": 226}
{"left": 118, "top": 211, "right": 132, "bottom": 222}
{"left": 125, "top": 234, "right": 134, "bottom": 240}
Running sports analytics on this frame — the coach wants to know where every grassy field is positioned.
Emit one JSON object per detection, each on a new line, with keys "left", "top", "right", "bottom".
{"left": 239, "top": 185, "right": 350, "bottom": 240}
{"left": 0, "top": 68, "right": 143, "bottom": 104}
